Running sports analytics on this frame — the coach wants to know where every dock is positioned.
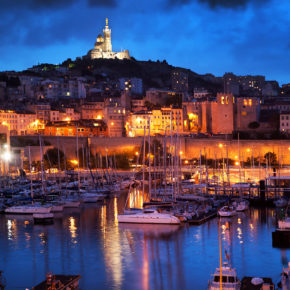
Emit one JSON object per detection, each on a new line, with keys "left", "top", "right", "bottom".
{"left": 32, "top": 274, "right": 81, "bottom": 290}
{"left": 188, "top": 210, "right": 217, "bottom": 225}
{"left": 272, "top": 229, "right": 290, "bottom": 248}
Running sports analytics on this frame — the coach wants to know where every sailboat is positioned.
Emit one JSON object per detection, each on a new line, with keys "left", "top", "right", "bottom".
{"left": 5, "top": 142, "right": 52, "bottom": 215}
{"left": 118, "top": 122, "right": 180, "bottom": 225}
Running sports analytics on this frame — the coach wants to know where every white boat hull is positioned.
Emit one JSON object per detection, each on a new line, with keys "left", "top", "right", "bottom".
{"left": 5, "top": 206, "right": 51, "bottom": 214}
{"left": 118, "top": 212, "right": 181, "bottom": 224}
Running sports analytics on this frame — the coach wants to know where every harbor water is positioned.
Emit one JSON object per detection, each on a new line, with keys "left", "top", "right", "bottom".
{"left": 0, "top": 192, "right": 289, "bottom": 289}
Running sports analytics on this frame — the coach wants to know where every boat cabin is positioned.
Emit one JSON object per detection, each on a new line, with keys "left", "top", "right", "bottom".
{"left": 209, "top": 264, "right": 241, "bottom": 289}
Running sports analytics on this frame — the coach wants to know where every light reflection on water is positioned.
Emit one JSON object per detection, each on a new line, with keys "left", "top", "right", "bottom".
{"left": 0, "top": 194, "right": 289, "bottom": 290}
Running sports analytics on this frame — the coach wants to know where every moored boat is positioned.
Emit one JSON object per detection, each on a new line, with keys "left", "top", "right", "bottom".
{"left": 208, "top": 262, "right": 241, "bottom": 290}
{"left": 218, "top": 206, "right": 236, "bottom": 217}
{"left": 118, "top": 209, "right": 181, "bottom": 224}
{"left": 5, "top": 205, "right": 51, "bottom": 214}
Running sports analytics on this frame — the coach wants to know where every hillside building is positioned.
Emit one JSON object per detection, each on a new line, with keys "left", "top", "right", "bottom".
{"left": 87, "top": 18, "right": 130, "bottom": 60}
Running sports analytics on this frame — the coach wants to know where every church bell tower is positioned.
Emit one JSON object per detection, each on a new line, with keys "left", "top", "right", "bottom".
{"left": 103, "top": 18, "right": 112, "bottom": 52}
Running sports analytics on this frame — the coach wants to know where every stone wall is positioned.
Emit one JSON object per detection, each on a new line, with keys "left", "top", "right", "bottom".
{"left": 12, "top": 136, "right": 290, "bottom": 164}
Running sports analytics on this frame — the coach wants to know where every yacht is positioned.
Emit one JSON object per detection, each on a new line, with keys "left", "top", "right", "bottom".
{"left": 208, "top": 263, "right": 241, "bottom": 290}
{"left": 218, "top": 206, "right": 236, "bottom": 217}
{"left": 5, "top": 204, "right": 51, "bottom": 214}
{"left": 118, "top": 209, "right": 181, "bottom": 224}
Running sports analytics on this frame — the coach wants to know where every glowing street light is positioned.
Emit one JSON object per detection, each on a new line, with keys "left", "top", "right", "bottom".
{"left": 218, "top": 143, "right": 223, "bottom": 148}
{"left": 2, "top": 150, "right": 12, "bottom": 162}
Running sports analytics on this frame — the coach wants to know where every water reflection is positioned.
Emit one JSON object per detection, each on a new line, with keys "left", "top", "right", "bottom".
{"left": 0, "top": 196, "right": 288, "bottom": 290}
{"left": 7, "top": 219, "right": 16, "bottom": 241}
{"left": 128, "top": 188, "right": 144, "bottom": 209}
{"left": 99, "top": 198, "right": 123, "bottom": 289}
{"left": 118, "top": 223, "right": 185, "bottom": 290}
{"left": 69, "top": 216, "right": 78, "bottom": 244}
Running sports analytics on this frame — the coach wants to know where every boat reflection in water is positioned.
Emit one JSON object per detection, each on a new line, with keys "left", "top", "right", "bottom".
{"left": 118, "top": 222, "right": 185, "bottom": 290}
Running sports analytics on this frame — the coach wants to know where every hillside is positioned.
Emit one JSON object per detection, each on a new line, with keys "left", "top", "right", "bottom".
{"left": 28, "top": 57, "right": 223, "bottom": 93}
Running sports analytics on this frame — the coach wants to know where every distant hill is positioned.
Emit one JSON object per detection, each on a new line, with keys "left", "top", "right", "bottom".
{"left": 28, "top": 57, "right": 224, "bottom": 94}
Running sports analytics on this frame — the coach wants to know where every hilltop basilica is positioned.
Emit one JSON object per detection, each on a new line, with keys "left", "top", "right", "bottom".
{"left": 87, "top": 18, "right": 130, "bottom": 60}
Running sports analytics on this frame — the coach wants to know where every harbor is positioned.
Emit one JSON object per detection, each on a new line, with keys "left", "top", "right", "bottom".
{"left": 0, "top": 186, "right": 289, "bottom": 289}
{"left": 0, "top": 135, "right": 289, "bottom": 289}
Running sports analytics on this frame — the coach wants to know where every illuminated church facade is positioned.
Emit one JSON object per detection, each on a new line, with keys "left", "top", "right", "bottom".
{"left": 87, "top": 18, "right": 130, "bottom": 60}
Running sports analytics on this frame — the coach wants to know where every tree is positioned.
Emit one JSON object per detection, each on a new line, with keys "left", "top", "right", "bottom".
{"left": 264, "top": 152, "right": 277, "bottom": 166}
{"left": 43, "top": 148, "right": 66, "bottom": 170}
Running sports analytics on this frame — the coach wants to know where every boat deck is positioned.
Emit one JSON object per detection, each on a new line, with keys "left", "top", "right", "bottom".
{"left": 241, "top": 276, "right": 274, "bottom": 290}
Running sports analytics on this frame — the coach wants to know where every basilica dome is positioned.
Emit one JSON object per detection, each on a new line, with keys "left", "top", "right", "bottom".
{"left": 96, "top": 34, "right": 104, "bottom": 43}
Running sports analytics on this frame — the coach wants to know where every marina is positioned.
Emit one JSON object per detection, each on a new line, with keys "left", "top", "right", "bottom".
{"left": 0, "top": 187, "right": 289, "bottom": 289}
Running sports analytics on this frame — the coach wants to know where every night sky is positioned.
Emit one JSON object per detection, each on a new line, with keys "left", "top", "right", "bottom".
{"left": 1, "top": 0, "right": 289, "bottom": 84}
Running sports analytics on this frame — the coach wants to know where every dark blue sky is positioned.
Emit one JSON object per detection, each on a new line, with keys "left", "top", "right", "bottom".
{"left": 0, "top": 0, "right": 289, "bottom": 84}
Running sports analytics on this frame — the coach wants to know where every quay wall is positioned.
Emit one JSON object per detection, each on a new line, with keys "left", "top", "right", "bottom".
{"left": 11, "top": 136, "right": 290, "bottom": 164}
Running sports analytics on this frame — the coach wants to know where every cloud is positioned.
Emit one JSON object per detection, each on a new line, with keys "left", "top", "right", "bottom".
{"left": 88, "top": 0, "right": 117, "bottom": 7}
{"left": 0, "top": 0, "right": 116, "bottom": 13}
{"left": 0, "top": 0, "right": 77, "bottom": 12}
{"left": 168, "top": 0, "right": 267, "bottom": 9}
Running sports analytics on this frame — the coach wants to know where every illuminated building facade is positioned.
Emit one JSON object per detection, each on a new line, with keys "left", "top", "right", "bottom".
{"left": 27, "top": 104, "right": 51, "bottom": 123}
{"left": 0, "top": 110, "right": 41, "bottom": 135}
{"left": 200, "top": 93, "right": 234, "bottom": 134}
{"left": 88, "top": 18, "right": 130, "bottom": 60}
{"left": 80, "top": 102, "right": 104, "bottom": 120}
{"left": 128, "top": 107, "right": 183, "bottom": 137}
{"left": 103, "top": 106, "right": 126, "bottom": 137}
{"left": 280, "top": 113, "right": 290, "bottom": 133}
{"left": 44, "top": 120, "right": 107, "bottom": 137}
{"left": 183, "top": 102, "right": 200, "bottom": 132}
{"left": 236, "top": 97, "right": 260, "bottom": 131}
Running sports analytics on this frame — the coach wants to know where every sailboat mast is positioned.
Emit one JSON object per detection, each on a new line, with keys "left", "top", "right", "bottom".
{"left": 219, "top": 219, "right": 223, "bottom": 290}
{"left": 28, "top": 145, "right": 33, "bottom": 202}
{"left": 148, "top": 116, "right": 151, "bottom": 201}
{"left": 38, "top": 134, "right": 45, "bottom": 197}
{"left": 142, "top": 125, "right": 146, "bottom": 204}
{"left": 171, "top": 111, "right": 174, "bottom": 199}
{"left": 76, "top": 125, "right": 80, "bottom": 193}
